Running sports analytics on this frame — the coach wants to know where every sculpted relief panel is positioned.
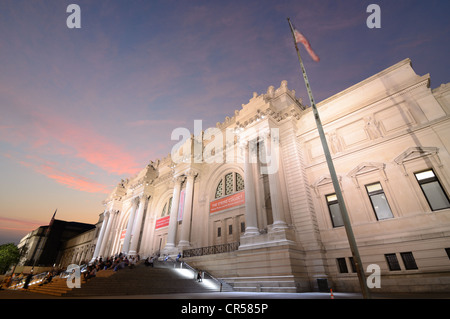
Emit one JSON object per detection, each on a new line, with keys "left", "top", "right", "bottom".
{"left": 302, "top": 102, "right": 418, "bottom": 165}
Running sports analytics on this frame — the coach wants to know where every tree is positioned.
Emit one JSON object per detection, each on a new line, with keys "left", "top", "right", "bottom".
{"left": 0, "top": 243, "right": 20, "bottom": 274}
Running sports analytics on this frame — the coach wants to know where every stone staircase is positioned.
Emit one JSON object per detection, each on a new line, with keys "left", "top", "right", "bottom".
{"left": 11, "top": 260, "right": 230, "bottom": 297}
{"left": 62, "top": 260, "right": 222, "bottom": 297}
{"left": 20, "top": 267, "right": 115, "bottom": 297}
{"left": 25, "top": 276, "right": 81, "bottom": 296}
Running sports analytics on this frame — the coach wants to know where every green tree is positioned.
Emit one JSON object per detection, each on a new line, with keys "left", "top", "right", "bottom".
{"left": 0, "top": 243, "right": 20, "bottom": 274}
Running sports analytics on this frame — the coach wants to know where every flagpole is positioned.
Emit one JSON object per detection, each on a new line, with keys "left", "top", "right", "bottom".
{"left": 287, "top": 18, "right": 371, "bottom": 299}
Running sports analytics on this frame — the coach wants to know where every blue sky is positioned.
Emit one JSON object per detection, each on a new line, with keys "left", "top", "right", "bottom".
{"left": 0, "top": 0, "right": 449, "bottom": 244}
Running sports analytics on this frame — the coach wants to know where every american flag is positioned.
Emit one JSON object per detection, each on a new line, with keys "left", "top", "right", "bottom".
{"left": 293, "top": 27, "right": 320, "bottom": 62}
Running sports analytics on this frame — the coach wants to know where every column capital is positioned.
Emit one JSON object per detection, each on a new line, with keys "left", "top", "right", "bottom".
{"left": 137, "top": 193, "right": 149, "bottom": 202}
{"left": 185, "top": 168, "right": 199, "bottom": 179}
{"left": 172, "top": 174, "right": 185, "bottom": 184}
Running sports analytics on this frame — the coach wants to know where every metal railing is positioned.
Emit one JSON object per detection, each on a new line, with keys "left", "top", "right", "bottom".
{"left": 156, "top": 257, "right": 234, "bottom": 292}
{"left": 180, "top": 260, "right": 234, "bottom": 292}
{"left": 182, "top": 242, "right": 239, "bottom": 258}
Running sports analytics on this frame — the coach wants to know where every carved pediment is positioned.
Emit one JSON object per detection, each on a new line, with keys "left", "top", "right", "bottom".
{"left": 348, "top": 162, "right": 385, "bottom": 177}
{"left": 348, "top": 162, "right": 386, "bottom": 188}
{"left": 394, "top": 147, "right": 441, "bottom": 175}
{"left": 394, "top": 147, "right": 439, "bottom": 164}
{"left": 310, "top": 174, "right": 342, "bottom": 196}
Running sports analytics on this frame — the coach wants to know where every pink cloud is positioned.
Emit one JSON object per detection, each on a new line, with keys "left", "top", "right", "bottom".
{"left": 6, "top": 106, "right": 143, "bottom": 177}
{"left": 14, "top": 152, "right": 112, "bottom": 194}
{"left": 0, "top": 217, "right": 43, "bottom": 232}
{"left": 38, "top": 115, "right": 138, "bottom": 175}
{"left": 126, "top": 119, "right": 186, "bottom": 128}
{"left": 38, "top": 164, "right": 111, "bottom": 194}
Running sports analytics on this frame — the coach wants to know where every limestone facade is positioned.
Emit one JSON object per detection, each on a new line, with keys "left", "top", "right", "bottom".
{"left": 59, "top": 59, "right": 450, "bottom": 293}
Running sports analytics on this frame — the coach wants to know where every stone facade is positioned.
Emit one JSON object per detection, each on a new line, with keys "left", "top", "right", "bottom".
{"left": 59, "top": 58, "right": 450, "bottom": 293}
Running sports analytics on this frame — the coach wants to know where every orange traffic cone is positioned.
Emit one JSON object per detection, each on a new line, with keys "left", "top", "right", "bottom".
{"left": 330, "top": 288, "right": 334, "bottom": 299}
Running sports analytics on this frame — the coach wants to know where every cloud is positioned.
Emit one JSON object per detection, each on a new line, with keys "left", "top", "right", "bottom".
{"left": 126, "top": 119, "right": 186, "bottom": 128}
{"left": 0, "top": 89, "right": 143, "bottom": 177}
{"left": 38, "top": 164, "right": 111, "bottom": 194}
{"left": 18, "top": 156, "right": 111, "bottom": 194}
{"left": 0, "top": 217, "right": 43, "bottom": 232}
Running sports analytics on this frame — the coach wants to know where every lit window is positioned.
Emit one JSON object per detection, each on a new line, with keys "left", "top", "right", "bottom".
{"left": 214, "top": 172, "right": 244, "bottom": 199}
{"left": 215, "top": 180, "right": 223, "bottom": 199}
{"left": 161, "top": 197, "right": 172, "bottom": 217}
{"left": 414, "top": 169, "right": 450, "bottom": 211}
{"left": 236, "top": 173, "right": 245, "bottom": 192}
{"left": 225, "top": 173, "right": 233, "bottom": 195}
{"left": 326, "top": 193, "right": 344, "bottom": 227}
{"left": 365, "top": 182, "right": 394, "bottom": 220}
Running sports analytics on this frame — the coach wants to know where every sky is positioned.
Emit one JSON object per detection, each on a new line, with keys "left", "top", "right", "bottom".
{"left": 0, "top": 0, "right": 449, "bottom": 245}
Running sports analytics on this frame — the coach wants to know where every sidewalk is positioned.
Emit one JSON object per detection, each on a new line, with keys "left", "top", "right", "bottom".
{"left": 1, "top": 288, "right": 449, "bottom": 299}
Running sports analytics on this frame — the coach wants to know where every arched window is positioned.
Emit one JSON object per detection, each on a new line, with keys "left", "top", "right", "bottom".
{"left": 215, "top": 172, "right": 244, "bottom": 199}
{"left": 160, "top": 197, "right": 173, "bottom": 217}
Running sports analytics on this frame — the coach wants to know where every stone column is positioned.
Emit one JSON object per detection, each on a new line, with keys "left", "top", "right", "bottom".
{"left": 91, "top": 210, "right": 108, "bottom": 261}
{"left": 243, "top": 140, "right": 260, "bottom": 236}
{"left": 178, "top": 170, "right": 197, "bottom": 248}
{"left": 128, "top": 195, "right": 148, "bottom": 257}
{"left": 98, "top": 211, "right": 115, "bottom": 258}
{"left": 264, "top": 132, "right": 288, "bottom": 230}
{"left": 164, "top": 175, "right": 184, "bottom": 250}
{"left": 122, "top": 197, "right": 139, "bottom": 254}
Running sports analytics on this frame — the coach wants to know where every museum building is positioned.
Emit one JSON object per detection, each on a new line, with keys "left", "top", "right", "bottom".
{"left": 54, "top": 59, "right": 450, "bottom": 293}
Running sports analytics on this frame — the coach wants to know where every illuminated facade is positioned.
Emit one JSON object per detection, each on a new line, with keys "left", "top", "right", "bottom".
{"left": 60, "top": 59, "right": 450, "bottom": 293}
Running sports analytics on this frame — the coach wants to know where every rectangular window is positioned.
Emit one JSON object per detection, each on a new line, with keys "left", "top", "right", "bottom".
{"left": 446, "top": 248, "right": 450, "bottom": 260}
{"left": 414, "top": 169, "right": 450, "bottom": 211}
{"left": 400, "top": 252, "right": 418, "bottom": 270}
{"left": 217, "top": 227, "right": 221, "bottom": 237}
{"left": 349, "top": 257, "right": 356, "bottom": 273}
{"left": 365, "top": 182, "right": 394, "bottom": 220}
{"left": 337, "top": 258, "right": 348, "bottom": 273}
{"left": 240, "top": 222, "right": 245, "bottom": 233}
{"left": 326, "top": 194, "right": 344, "bottom": 227}
{"left": 385, "top": 253, "right": 401, "bottom": 271}
{"left": 228, "top": 225, "right": 233, "bottom": 235}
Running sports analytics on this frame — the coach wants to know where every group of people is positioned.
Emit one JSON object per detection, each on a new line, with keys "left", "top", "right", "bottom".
{"left": 1, "top": 252, "right": 207, "bottom": 291}
{"left": 88, "top": 253, "right": 141, "bottom": 276}
{"left": 0, "top": 267, "right": 63, "bottom": 290}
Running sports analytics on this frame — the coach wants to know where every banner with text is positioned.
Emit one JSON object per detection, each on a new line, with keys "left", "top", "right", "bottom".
{"left": 155, "top": 216, "right": 170, "bottom": 229}
{"left": 210, "top": 191, "right": 245, "bottom": 214}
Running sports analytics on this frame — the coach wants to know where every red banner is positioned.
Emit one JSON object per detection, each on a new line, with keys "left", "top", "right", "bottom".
{"left": 210, "top": 191, "right": 245, "bottom": 214}
{"left": 155, "top": 216, "right": 170, "bottom": 229}
{"left": 120, "top": 229, "right": 127, "bottom": 240}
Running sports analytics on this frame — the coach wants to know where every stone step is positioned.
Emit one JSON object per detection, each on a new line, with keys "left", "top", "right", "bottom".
{"left": 25, "top": 277, "right": 84, "bottom": 296}
{"left": 223, "top": 276, "right": 299, "bottom": 293}
{"left": 63, "top": 264, "right": 220, "bottom": 297}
